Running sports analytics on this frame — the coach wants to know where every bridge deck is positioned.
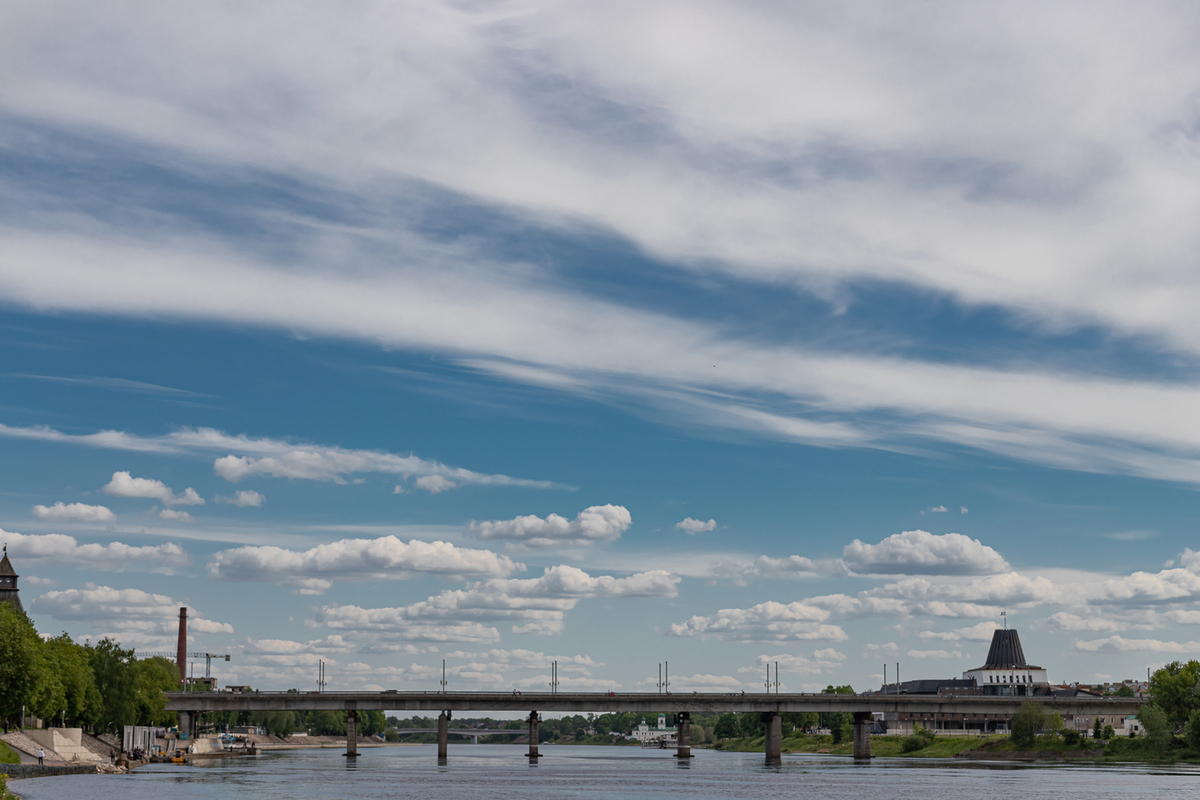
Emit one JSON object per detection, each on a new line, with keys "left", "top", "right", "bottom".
{"left": 166, "top": 690, "right": 1143, "bottom": 717}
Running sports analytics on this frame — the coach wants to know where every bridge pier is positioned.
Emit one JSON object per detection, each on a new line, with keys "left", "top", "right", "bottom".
{"left": 852, "top": 712, "right": 872, "bottom": 760}
{"left": 676, "top": 712, "right": 692, "bottom": 759}
{"left": 345, "top": 710, "right": 357, "bottom": 758}
{"left": 527, "top": 711, "right": 540, "bottom": 760}
{"left": 437, "top": 711, "right": 449, "bottom": 760}
{"left": 762, "top": 712, "right": 782, "bottom": 763}
{"left": 178, "top": 710, "right": 193, "bottom": 740}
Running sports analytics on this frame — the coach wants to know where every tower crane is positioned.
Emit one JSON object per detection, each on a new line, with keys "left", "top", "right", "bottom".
{"left": 138, "top": 651, "right": 230, "bottom": 678}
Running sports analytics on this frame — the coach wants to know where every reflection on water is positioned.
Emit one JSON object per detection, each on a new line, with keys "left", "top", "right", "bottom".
{"left": 11, "top": 745, "right": 1200, "bottom": 800}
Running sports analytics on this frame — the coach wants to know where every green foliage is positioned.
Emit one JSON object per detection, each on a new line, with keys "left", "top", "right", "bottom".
{"left": 1186, "top": 709, "right": 1200, "bottom": 751}
{"left": 1093, "top": 717, "right": 1104, "bottom": 740}
{"left": 1102, "top": 724, "right": 1115, "bottom": 740}
{"left": 781, "top": 711, "right": 818, "bottom": 732}
{"left": 1115, "top": 684, "right": 1135, "bottom": 697}
{"left": 384, "top": 727, "right": 400, "bottom": 742}
{"left": 1149, "top": 660, "right": 1200, "bottom": 729}
{"left": 0, "top": 603, "right": 42, "bottom": 730}
{"left": 1062, "top": 729, "right": 1081, "bottom": 745}
{"left": 86, "top": 638, "right": 139, "bottom": 733}
{"left": 738, "top": 712, "right": 763, "bottom": 739}
{"left": 1138, "top": 704, "right": 1171, "bottom": 756}
{"left": 713, "top": 712, "right": 739, "bottom": 739}
{"left": 250, "top": 710, "right": 298, "bottom": 738}
{"left": 1010, "top": 701, "right": 1046, "bottom": 748}
{"left": 0, "top": 739, "right": 19, "bottom": 764}
{"left": 1045, "top": 711, "right": 1064, "bottom": 737}
{"left": 901, "top": 725, "right": 936, "bottom": 752}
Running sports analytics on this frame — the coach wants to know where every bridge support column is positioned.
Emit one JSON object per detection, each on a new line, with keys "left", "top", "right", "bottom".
{"left": 527, "top": 711, "right": 540, "bottom": 760}
{"left": 852, "top": 712, "right": 872, "bottom": 760}
{"left": 345, "top": 710, "right": 357, "bottom": 758}
{"left": 178, "top": 710, "right": 193, "bottom": 740}
{"left": 437, "top": 711, "right": 449, "bottom": 760}
{"left": 676, "top": 712, "right": 692, "bottom": 759}
{"left": 763, "top": 712, "right": 782, "bottom": 763}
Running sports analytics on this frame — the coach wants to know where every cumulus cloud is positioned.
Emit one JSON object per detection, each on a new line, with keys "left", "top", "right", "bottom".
{"left": 470, "top": 505, "right": 631, "bottom": 548}
{"left": 743, "top": 651, "right": 846, "bottom": 675}
{"left": 1075, "top": 636, "right": 1200, "bottom": 653}
{"left": 209, "top": 536, "right": 523, "bottom": 593}
{"left": 917, "top": 622, "right": 1000, "bottom": 641}
{"left": 415, "top": 475, "right": 456, "bottom": 493}
{"left": 158, "top": 508, "right": 195, "bottom": 522}
{"left": 842, "top": 530, "right": 1010, "bottom": 576}
{"left": 906, "top": 649, "right": 965, "bottom": 659}
{"left": 35, "top": 584, "right": 232, "bottom": 644}
{"left": 1, "top": 528, "right": 188, "bottom": 570}
{"left": 930, "top": 506, "right": 948, "bottom": 513}
{"left": 1046, "top": 613, "right": 1128, "bottom": 632}
{"left": 641, "top": 673, "right": 744, "bottom": 691}
{"left": 676, "top": 517, "right": 716, "bottom": 534}
{"left": 215, "top": 490, "right": 264, "bottom": 507}
{"left": 104, "top": 471, "right": 203, "bottom": 506}
{"left": 316, "top": 565, "right": 679, "bottom": 637}
{"left": 670, "top": 601, "right": 847, "bottom": 643}
{"left": 32, "top": 502, "right": 115, "bottom": 523}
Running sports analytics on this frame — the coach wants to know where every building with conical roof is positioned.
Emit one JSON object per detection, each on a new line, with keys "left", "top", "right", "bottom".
{"left": 962, "top": 628, "right": 1047, "bottom": 695}
{"left": 0, "top": 544, "right": 24, "bottom": 614}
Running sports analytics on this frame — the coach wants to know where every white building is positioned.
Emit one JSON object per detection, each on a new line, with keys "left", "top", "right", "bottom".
{"left": 632, "top": 714, "right": 676, "bottom": 743}
{"left": 962, "top": 629, "right": 1049, "bottom": 695}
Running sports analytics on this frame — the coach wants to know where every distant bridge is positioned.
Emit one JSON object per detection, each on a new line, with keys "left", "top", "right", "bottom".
{"left": 389, "top": 728, "right": 526, "bottom": 744}
{"left": 167, "top": 690, "right": 1145, "bottom": 762}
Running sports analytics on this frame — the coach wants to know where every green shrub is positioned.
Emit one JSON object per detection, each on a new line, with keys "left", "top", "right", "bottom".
{"left": 1186, "top": 709, "right": 1200, "bottom": 751}
{"left": 384, "top": 728, "right": 400, "bottom": 743}
{"left": 901, "top": 725, "right": 936, "bottom": 752}
{"left": 1011, "top": 701, "right": 1045, "bottom": 748}
{"left": 1062, "top": 729, "right": 1082, "bottom": 745}
{"left": 1102, "top": 724, "right": 1115, "bottom": 740}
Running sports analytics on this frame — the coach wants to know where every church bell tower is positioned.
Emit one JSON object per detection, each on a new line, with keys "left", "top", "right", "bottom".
{"left": 0, "top": 545, "right": 24, "bottom": 614}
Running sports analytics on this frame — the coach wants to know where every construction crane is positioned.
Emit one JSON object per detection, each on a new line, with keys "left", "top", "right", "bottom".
{"left": 138, "top": 651, "right": 231, "bottom": 678}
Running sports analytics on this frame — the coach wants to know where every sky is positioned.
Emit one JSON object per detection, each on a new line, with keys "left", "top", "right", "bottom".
{"left": 4, "top": 1, "right": 1200, "bottom": 696}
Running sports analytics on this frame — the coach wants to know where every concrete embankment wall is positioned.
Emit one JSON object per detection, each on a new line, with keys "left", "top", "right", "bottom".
{"left": 4, "top": 763, "right": 97, "bottom": 779}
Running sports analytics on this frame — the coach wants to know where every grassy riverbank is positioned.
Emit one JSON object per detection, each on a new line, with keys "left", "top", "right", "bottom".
{"left": 0, "top": 741, "right": 19, "bottom": 764}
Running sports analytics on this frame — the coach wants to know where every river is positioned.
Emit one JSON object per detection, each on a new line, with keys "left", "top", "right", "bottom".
{"left": 10, "top": 745, "right": 1200, "bottom": 799}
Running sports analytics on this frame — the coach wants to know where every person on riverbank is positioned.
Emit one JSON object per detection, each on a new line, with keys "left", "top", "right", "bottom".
{"left": 37, "top": 748, "right": 44, "bottom": 765}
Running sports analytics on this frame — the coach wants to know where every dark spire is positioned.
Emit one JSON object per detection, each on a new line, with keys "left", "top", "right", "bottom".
{"left": 980, "top": 629, "right": 1039, "bottom": 669}
{"left": 0, "top": 544, "right": 16, "bottom": 577}
{"left": 0, "top": 544, "right": 23, "bottom": 614}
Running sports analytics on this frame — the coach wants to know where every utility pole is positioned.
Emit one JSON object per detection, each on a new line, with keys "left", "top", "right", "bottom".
{"left": 440, "top": 659, "right": 448, "bottom": 693}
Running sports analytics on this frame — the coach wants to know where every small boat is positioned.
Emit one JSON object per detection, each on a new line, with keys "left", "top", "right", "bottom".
{"left": 641, "top": 737, "right": 677, "bottom": 749}
{"left": 170, "top": 754, "right": 186, "bottom": 764}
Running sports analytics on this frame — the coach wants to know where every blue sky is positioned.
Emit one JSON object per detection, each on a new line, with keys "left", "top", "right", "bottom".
{"left": 4, "top": 1, "right": 1200, "bottom": 693}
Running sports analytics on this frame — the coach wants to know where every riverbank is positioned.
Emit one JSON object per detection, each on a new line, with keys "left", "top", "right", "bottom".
{"left": 712, "top": 732, "right": 1200, "bottom": 764}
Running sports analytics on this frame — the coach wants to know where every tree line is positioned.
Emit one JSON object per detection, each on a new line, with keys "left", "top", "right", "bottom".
{"left": 0, "top": 602, "right": 178, "bottom": 732}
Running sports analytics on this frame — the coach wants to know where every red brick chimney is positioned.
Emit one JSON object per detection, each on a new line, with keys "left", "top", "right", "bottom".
{"left": 177, "top": 607, "right": 188, "bottom": 684}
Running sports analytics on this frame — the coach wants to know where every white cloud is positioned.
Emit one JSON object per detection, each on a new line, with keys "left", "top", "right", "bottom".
{"left": 316, "top": 565, "right": 679, "bottom": 637}
{"left": 103, "top": 471, "right": 204, "bottom": 506}
{"left": 676, "top": 517, "right": 716, "bottom": 534}
{"left": 209, "top": 536, "right": 523, "bottom": 592}
{"left": 906, "top": 649, "right": 965, "bottom": 659}
{"left": 415, "top": 475, "right": 456, "bottom": 493}
{"left": 930, "top": 506, "right": 948, "bottom": 513}
{"left": 1046, "top": 612, "right": 1127, "bottom": 632}
{"left": 641, "top": 673, "right": 744, "bottom": 691}
{"left": 0, "top": 528, "right": 188, "bottom": 570}
{"left": 159, "top": 508, "right": 195, "bottom": 522}
{"left": 960, "top": 507, "right": 969, "bottom": 514}
{"left": 1075, "top": 636, "right": 1200, "bottom": 653}
{"left": 670, "top": 601, "right": 847, "bottom": 642}
{"left": 34, "top": 584, "right": 233, "bottom": 642}
{"left": 443, "top": 648, "right": 601, "bottom": 674}
{"left": 842, "top": 530, "right": 1010, "bottom": 576}
{"left": 32, "top": 502, "right": 115, "bottom": 523}
{"left": 470, "top": 505, "right": 631, "bottom": 548}
{"left": 215, "top": 490, "right": 264, "bottom": 507}
{"left": 918, "top": 622, "right": 999, "bottom": 641}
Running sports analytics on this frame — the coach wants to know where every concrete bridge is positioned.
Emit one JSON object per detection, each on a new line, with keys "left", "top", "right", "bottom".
{"left": 166, "top": 690, "right": 1145, "bottom": 762}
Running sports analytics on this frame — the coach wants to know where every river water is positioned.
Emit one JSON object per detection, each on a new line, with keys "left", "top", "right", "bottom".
{"left": 10, "top": 745, "right": 1200, "bottom": 799}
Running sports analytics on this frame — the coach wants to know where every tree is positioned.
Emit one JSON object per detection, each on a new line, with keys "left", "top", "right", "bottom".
{"left": 133, "top": 657, "right": 180, "bottom": 726}
{"left": 1092, "top": 717, "right": 1103, "bottom": 740}
{"left": 1139, "top": 704, "right": 1171, "bottom": 756}
{"left": 1150, "top": 661, "right": 1200, "bottom": 729}
{"left": 1185, "top": 709, "right": 1200, "bottom": 751}
{"left": 738, "top": 712, "right": 763, "bottom": 739}
{"left": 1115, "top": 684, "right": 1135, "bottom": 698}
{"left": 250, "top": 710, "right": 298, "bottom": 738}
{"left": 360, "top": 710, "right": 387, "bottom": 736}
{"left": 781, "top": 712, "right": 818, "bottom": 732}
{"left": 1045, "top": 711, "right": 1064, "bottom": 737}
{"left": 713, "top": 712, "right": 739, "bottom": 740}
{"left": 0, "top": 603, "right": 41, "bottom": 731}
{"left": 41, "top": 634, "right": 100, "bottom": 728}
{"left": 1011, "top": 701, "right": 1045, "bottom": 747}
{"left": 86, "top": 639, "right": 138, "bottom": 734}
